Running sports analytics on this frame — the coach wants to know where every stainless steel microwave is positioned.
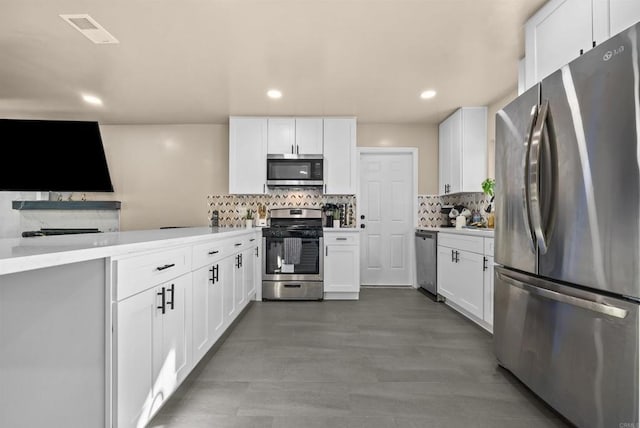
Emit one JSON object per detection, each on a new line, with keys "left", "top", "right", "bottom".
{"left": 266, "top": 154, "right": 324, "bottom": 187}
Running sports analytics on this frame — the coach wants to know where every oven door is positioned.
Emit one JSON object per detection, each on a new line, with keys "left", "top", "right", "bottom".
{"left": 266, "top": 155, "right": 323, "bottom": 186}
{"left": 263, "top": 236, "right": 323, "bottom": 281}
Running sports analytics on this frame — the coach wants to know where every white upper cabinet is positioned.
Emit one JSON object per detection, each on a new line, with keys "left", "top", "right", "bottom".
{"left": 525, "top": 0, "right": 592, "bottom": 88}
{"left": 323, "top": 118, "right": 357, "bottom": 195}
{"left": 229, "top": 117, "right": 267, "bottom": 194}
{"left": 606, "top": 0, "right": 640, "bottom": 38}
{"left": 525, "top": 0, "right": 640, "bottom": 88}
{"left": 267, "top": 118, "right": 323, "bottom": 155}
{"left": 438, "top": 107, "right": 487, "bottom": 195}
{"left": 267, "top": 118, "right": 296, "bottom": 154}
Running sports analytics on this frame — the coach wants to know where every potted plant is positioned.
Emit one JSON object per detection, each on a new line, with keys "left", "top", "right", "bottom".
{"left": 481, "top": 178, "right": 496, "bottom": 228}
{"left": 332, "top": 209, "right": 341, "bottom": 228}
{"left": 244, "top": 209, "right": 254, "bottom": 228}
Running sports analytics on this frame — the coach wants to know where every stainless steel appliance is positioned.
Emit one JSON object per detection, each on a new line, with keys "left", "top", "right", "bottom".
{"left": 262, "top": 208, "right": 324, "bottom": 300}
{"left": 415, "top": 230, "right": 438, "bottom": 298}
{"left": 266, "top": 154, "right": 323, "bottom": 187}
{"left": 495, "top": 22, "right": 640, "bottom": 428}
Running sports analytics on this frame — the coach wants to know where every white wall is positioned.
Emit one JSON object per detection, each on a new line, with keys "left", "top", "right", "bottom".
{"left": 0, "top": 192, "right": 35, "bottom": 238}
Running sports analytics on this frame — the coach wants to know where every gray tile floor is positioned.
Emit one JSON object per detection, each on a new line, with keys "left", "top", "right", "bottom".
{"left": 150, "top": 288, "right": 571, "bottom": 428}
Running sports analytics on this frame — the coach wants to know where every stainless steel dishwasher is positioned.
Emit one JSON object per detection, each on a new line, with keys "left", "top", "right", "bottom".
{"left": 415, "top": 230, "right": 438, "bottom": 299}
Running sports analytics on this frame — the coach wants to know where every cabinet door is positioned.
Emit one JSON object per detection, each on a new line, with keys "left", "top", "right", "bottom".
{"left": 448, "top": 110, "right": 463, "bottom": 194}
{"left": 153, "top": 274, "right": 191, "bottom": 409}
{"left": 116, "top": 288, "right": 155, "bottom": 428}
{"left": 209, "top": 261, "right": 225, "bottom": 343}
{"left": 229, "top": 117, "right": 267, "bottom": 194}
{"left": 244, "top": 246, "right": 257, "bottom": 299}
{"left": 324, "top": 118, "right": 356, "bottom": 195}
{"left": 525, "top": 0, "right": 592, "bottom": 88}
{"left": 609, "top": 0, "right": 640, "bottom": 36}
{"left": 192, "top": 266, "right": 211, "bottom": 362}
{"left": 437, "top": 246, "right": 458, "bottom": 301}
{"left": 295, "top": 118, "right": 323, "bottom": 154}
{"left": 438, "top": 119, "right": 450, "bottom": 195}
{"left": 268, "top": 118, "right": 296, "bottom": 154}
{"left": 222, "top": 256, "right": 236, "bottom": 325}
{"left": 455, "top": 250, "right": 484, "bottom": 319}
{"left": 483, "top": 256, "right": 495, "bottom": 326}
{"left": 234, "top": 253, "right": 245, "bottom": 312}
{"left": 324, "top": 244, "right": 359, "bottom": 292}
{"left": 460, "top": 108, "right": 487, "bottom": 193}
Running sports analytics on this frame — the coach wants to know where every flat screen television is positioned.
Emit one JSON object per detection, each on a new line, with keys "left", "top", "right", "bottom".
{"left": 0, "top": 119, "right": 114, "bottom": 192}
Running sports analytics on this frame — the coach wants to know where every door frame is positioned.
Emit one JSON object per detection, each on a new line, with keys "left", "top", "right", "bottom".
{"left": 356, "top": 147, "right": 419, "bottom": 288}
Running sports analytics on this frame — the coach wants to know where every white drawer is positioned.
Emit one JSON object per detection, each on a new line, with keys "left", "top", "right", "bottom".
{"left": 192, "top": 238, "right": 233, "bottom": 270}
{"left": 438, "top": 233, "right": 484, "bottom": 254}
{"left": 324, "top": 231, "right": 360, "bottom": 245}
{"left": 484, "top": 238, "right": 495, "bottom": 256}
{"left": 116, "top": 246, "right": 191, "bottom": 301}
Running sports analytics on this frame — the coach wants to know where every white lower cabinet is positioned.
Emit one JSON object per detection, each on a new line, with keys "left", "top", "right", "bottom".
{"left": 116, "top": 273, "right": 191, "bottom": 428}
{"left": 437, "top": 233, "right": 494, "bottom": 332}
{"left": 115, "top": 231, "right": 261, "bottom": 428}
{"left": 323, "top": 230, "right": 360, "bottom": 299}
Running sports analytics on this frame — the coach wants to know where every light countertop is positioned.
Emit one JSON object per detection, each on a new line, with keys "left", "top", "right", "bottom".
{"left": 417, "top": 226, "right": 495, "bottom": 238}
{"left": 0, "top": 227, "right": 259, "bottom": 276}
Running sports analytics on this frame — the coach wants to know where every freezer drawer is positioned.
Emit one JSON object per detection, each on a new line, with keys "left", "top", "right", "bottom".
{"left": 494, "top": 266, "right": 639, "bottom": 428}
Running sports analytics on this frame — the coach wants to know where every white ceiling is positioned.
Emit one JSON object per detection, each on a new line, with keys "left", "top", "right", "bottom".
{"left": 0, "top": 0, "right": 545, "bottom": 125}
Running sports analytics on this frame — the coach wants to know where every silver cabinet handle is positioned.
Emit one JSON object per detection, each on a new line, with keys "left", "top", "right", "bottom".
{"left": 336, "top": 237, "right": 347, "bottom": 241}
{"left": 528, "top": 100, "right": 550, "bottom": 254}
{"left": 498, "top": 271, "right": 628, "bottom": 319}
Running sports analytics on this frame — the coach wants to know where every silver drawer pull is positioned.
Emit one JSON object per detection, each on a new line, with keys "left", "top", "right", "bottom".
{"left": 336, "top": 237, "right": 347, "bottom": 241}
{"left": 156, "top": 263, "right": 175, "bottom": 271}
{"left": 208, "top": 250, "right": 219, "bottom": 255}
{"left": 234, "top": 243, "right": 242, "bottom": 247}
{"left": 498, "top": 272, "right": 628, "bottom": 319}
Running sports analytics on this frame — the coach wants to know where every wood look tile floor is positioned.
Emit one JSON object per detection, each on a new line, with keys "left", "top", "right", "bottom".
{"left": 149, "top": 288, "right": 571, "bottom": 428}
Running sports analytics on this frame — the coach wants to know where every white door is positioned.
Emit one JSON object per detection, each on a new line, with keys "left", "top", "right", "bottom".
{"left": 325, "top": 244, "right": 359, "bottom": 292}
{"left": 455, "top": 250, "right": 484, "bottom": 319}
{"left": 234, "top": 253, "right": 245, "bottom": 311}
{"left": 438, "top": 119, "right": 450, "bottom": 195}
{"left": 267, "top": 118, "right": 296, "bottom": 154}
{"left": 359, "top": 151, "right": 414, "bottom": 285}
{"left": 295, "top": 118, "right": 323, "bottom": 154}
{"left": 448, "top": 110, "right": 463, "bottom": 194}
{"left": 437, "top": 246, "right": 457, "bottom": 301}
{"left": 244, "top": 246, "right": 256, "bottom": 299}
{"left": 192, "top": 266, "right": 210, "bottom": 362}
{"left": 483, "top": 255, "right": 495, "bottom": 326}
{"left": 209, "top": 261, "right": 225, "bottom": 343}
{"left": 229, "top": 117, "right": 267, "bottom": 194}
{"left": 222, "top": 256, "right": 236, "bottom": 326}
{"left": 324, "top": 118, "right": 356, "bottom": 194}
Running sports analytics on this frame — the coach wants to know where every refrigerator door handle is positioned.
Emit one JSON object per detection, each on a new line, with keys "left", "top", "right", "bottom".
{"left": 523, "top": 103, "right": 539, "bottom": 252}
{"left": 497, "top": 271, "right": 628, "bottom": 319}
{"left": 528, "top": 100, "right": 550, "bottom": 254}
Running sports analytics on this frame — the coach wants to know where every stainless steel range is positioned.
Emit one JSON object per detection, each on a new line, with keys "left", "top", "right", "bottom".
{"left": 262, "top": 208, "right": 324, "bottom": 300}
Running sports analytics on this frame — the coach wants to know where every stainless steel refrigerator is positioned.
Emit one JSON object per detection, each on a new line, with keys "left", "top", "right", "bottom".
{"left": 495, "top": 22, "right": 640, "bottom": 428}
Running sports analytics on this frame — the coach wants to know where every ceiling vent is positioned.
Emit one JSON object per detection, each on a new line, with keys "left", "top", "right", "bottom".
{"left": 60, "top": 14, "right": 119, "bottom": 44}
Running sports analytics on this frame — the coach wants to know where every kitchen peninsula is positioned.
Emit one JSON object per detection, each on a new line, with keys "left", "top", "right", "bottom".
{"left": 0, "top": 226, "right": 262, "bottom": 428}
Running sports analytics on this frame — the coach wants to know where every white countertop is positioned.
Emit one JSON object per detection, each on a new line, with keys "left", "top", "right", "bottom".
{"left": 323, "top": 227, "right": 361, "bottom": 233}
{"left": 417, "top": 226, "right": 495, "bottom": 238}
{"left": 0, "top": 227, "right": 259, "bottom": 276}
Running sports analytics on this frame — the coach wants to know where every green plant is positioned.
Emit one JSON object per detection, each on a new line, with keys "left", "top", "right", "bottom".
{"left": 244, "top": 209, "right": 254, "bottom": 220}
{"left": 481, "top": 178, "right": 496, "bottom": 197}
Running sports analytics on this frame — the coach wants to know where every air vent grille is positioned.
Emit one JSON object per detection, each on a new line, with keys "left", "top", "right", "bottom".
{"left": 60, "top": 14, "right": 119, "bottom": 44}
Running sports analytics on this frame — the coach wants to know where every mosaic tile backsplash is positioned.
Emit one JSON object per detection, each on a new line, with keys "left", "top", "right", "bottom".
{"left": 207, "top": 190, "right": 489, "bottom": 229}
{"left": 207, "top": 189, "right": 355, "bottom": 228}
{"left": 418, "top": 192, "right": 491, "bottom": 228}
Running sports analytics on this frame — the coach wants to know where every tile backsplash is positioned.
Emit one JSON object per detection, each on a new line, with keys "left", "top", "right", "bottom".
{"left": 207, "top": 189, "right": 355, "bottom": 228}
{"left": 418, "top": 193, "right": 490, "bottom": 228}
{"left": 208, "top": 191, "right": 489, "bottom": 229}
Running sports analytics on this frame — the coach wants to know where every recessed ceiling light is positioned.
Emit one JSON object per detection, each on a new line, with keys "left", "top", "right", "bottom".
{"left": 60, "top": 14, "right": 119, "bottom": 44}
{"left": 82, "top": 94, "right": 103, "bottom": 106}
{"left": 267, "top": 89, "right": 283, "bottom": 99}
{"left": 420, "top": 90, "right": 437, "bottom": 99}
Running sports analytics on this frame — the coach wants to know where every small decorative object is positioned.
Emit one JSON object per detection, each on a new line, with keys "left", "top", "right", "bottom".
{"left": 244, "top": 209, "right": 254, "bottom": 228}
{"left": 256, "top": 203, "right": 268, "bottom": 227}
{"left": 482, "top": 178, "right": 496, "bottom": 229}
{"left": 332, "top": 209, "right": 341, "bottom": 228}
{"left": 210, "top": 210, "right": 219, "bottom": 228}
